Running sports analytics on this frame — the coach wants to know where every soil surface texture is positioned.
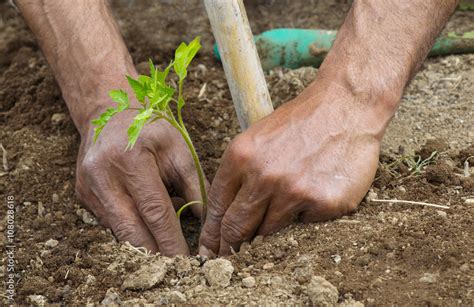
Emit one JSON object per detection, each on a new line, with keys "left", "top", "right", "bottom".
{"left": 1, "top": 0, "right": 473, "bottom": 305}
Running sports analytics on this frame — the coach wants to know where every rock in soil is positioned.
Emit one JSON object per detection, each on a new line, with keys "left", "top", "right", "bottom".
{"left": 307, "top": 276, "right": 339, "bottom": 306}
{"left": 203, "top": 258, "right": 234, "bottom": 287}
{"left": 44, "top": 238, "right": 58, "bottom": 248}
{"left": 101, "top": 288, "right": 122, "bottom": 305}
{"left": 419, "top": 273, "right": 438, "bottom": 284}
{"left": 122, "top": 260, "right": 168, "bottom": 290}
{"left": 27, "top": 295, "right": 48, "bottom": 306}
{"left": 169, "top": 290, "right": 187, "bottom": 303}
{"left": 242, "top": 276, "right": 256, "bottom": 288}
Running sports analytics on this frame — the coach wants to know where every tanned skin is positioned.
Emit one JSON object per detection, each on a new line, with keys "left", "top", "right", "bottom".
{"left": 16, "top": 0, "right": 458, "bottom": 256}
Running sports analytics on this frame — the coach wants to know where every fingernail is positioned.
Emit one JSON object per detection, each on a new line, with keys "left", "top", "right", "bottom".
{"left": 198, "top": 245, "right": 216, "bottom": 258}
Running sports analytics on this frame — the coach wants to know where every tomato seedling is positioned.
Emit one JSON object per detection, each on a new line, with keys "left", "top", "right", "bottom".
{"left": 92, "top": 37, "right": 207, "bottom": 218}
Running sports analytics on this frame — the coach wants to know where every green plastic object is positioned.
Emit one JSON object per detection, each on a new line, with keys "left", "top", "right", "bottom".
{"left": 213, "top": 28, "right": 474, "bottom": 71}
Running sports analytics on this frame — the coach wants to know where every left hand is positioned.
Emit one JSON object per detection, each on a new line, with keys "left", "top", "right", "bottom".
{"left": 199, "top": 80, "right": 390, "bottom": 256}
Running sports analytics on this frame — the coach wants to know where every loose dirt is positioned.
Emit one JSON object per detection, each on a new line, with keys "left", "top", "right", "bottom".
{"left": 1, "top": 0, "right": 473, "bottom": 305}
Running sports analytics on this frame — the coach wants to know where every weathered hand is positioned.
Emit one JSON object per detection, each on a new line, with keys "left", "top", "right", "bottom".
{"left": 199, "top": 80, "right": 390, "bottom": 256}
{"left": 76, "top": 110, "right": 205, "bottom": 255}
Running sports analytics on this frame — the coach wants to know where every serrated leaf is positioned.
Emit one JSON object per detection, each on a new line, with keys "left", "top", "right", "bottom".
{"left": 174, "top": 37, "right": 201, "bottom": 81}
{"left": 127, "top": 76, "right": 146, "bottom": 103}
{"left": 108, "top": 89, "right": 129, "bottom": 111}
{"left": 149, "top": 59, "right": 156, "bottom": 80}
{"left": 126, "top": 109, "right": 153, "bottom": 149}
{"left": 91, "top": 107, "right": 119, "bottom": 142}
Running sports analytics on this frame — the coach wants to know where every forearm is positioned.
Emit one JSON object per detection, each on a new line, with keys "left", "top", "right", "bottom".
{"left": 16, "top": 0, "right": 136, "bottom": 135}
{"left": 308, "top": 0, "right": 458, "bottom": 129}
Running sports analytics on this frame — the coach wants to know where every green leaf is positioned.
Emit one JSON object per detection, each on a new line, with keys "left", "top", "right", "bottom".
{"left": 174, "top": 36, "right": 201, "bottom": 81}
{"left": 178, "top": 97, "right": 185, "bottom": 109}
{"left": 108, "top": 89, "right": 129, "bottom": 111}
{"left": 91, "top": 107, "right": 119, "bottom": 143}
{"left": 126, "top": 76, "right": 146, "bottom": 103}
{"left": 126, "top": 109, "right": 153, "bottom": 150}
{"left": 148, "top": 59, "right": 156, "bottom": 80}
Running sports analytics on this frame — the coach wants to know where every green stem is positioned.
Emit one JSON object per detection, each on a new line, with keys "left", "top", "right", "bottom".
{"left": 176, "top": 200, "right": 203, "bottom": 219}
{"left": 162, "top": 113, "right": 208, "bottom": 211}
{"left": 177, "top": 81, "right": 185, "bottom": 127}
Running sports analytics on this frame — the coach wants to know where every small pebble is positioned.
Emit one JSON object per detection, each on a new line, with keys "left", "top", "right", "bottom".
{"left": 459, "top": 263, "right": 469, "bottom": 272}
{"left": 37, "top": 202, "right": 45, "bottom": 216}
{"left": 419, "top": 273, "right": 437, "bottom": 284}
{"left": 288, "top": 236, "right": 299, "bottom": 247}
{"left": 263, "top": 262, "right": 274, "bottom": 270}
{"left": 307, "top": 276, "right": 339, "bottom": 306}
{"left": 436, "top": 210, "right": 447, "bottom": 218}
{"left": 44, "top": 239, "right": 59, "bottom": 248}
{"left": 51, "top": 113, "right": 66, "bottom": 124}
{"left": 169, "top": 290, "right": 187, "bottom": 303}
{"left": 465, "top": 199, "right": 474, "bottom": 205}
{"left": 242, "top": 276, "right": 256, "bottom": 288}
{"left": 101, "top": 288, "right": 122, "bottom": 305}
{"left": 331, "top": 254, "right": 341, "bottom": 264}
{"left": 52, "top": 193, "right": 59, "bottom": 204}
{"left": 203, "top": 259, "right": 234, "bottom": 287}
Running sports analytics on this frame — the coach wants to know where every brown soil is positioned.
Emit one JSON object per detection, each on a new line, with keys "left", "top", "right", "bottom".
{"left": 1, "top": 1, "right": 473, "bottom": 305}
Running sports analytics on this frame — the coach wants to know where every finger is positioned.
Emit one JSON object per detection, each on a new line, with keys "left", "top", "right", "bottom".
{"left": 198, "top": 163, "right": 240, "bottom": 256}
{"left": 256, "top": 197, "right": 301, "bottom": 236}
{"left": 218, "top": 184, "right": 270, "bottom": 256}
{"left": 126, "top": 161, "right": 189, "bottom": 256}
{"left": 101, "top": 192, "right": 159, "bottom": 253}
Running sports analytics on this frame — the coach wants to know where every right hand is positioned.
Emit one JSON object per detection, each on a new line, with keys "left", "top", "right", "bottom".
{"left": 75, "top": 110, "right": 206, "bottom": 256}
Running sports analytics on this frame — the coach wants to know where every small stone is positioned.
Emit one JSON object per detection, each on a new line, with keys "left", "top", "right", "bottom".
{"left": 101, "top": 288, "right": 122, "bottom": 305}
{"left": 460, "top": 263, "right": 470, "bottom": 272}
{"left": 122, "top": 260, "right": 168, "bottom": 290}
{"left": 203, "top": 258, "right": 234, "bottom": 287}
{"left": 464, "top": 199, "right": 474, "bottom": 205}
{"left": 366, "top": 190, "right": 378, "bottom": 202}
{"left": 51, "top": 113, "right": 66, "bottom": 124}
{"left": 239, "top": 241, "right": 251, "bottom": 253}
{"left": 86, "top": 274, "right": 96, "bottom": 285}
{"left": 82, "top": 210, "right": 98, "bottom": 225}
{"left": 419, "top": 273, "right": 437, "bottom": 284}
{"left": 288, "top": 236, "right": 299, "bottom": 247}
{"left": 242, "top": 276, "right": 256, "bottom": 288}
{"left": 44, "top": 239, "right": 59, "bottom": 248}
{"left": 27, "top": 295, "right": 48, "bottom": 306}
{"left": 176, "top": 257, "right": 192, "bottom": 275}
{"left": 52, "top": 193, "right": 59, "bottom": 203}
{"left": 331, "top": 254, "right": 341, "bottom": 264}
{"left": 340, "top": 298, "right": 365, "bottom": 307}
{"left": 397, "top": 186, "right": 407, "bottom": 194}
{"left": 263, "top": 262, "right": 274, "bottom": 270}
{"left": 169, "top": 290, "right": 187, "bottom": 303}
{"left": 48, "top": 276, "right": 54, "bottom": 282}
{"left": 252, "top": 235, "right": 264, "bottom": 246}
{"left": 190, "top": 259, "right": 200, "bottom": 267}
{"left": 436, "top": 210, "right": 447, "bottom": 218}
{"left": 307, "top": 276, "right": 339, "bottom": 306}
{"left": 293, "top": 267, "right": 313, "bottom": 284}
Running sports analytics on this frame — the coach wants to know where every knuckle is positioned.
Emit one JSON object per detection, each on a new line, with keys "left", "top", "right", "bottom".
{"left": 317, "top": 191, "right": 358, "bottom": 216}
{"left": 226, "top": 136, "right": 254, "bottom": 164}
{"left": 113, "top": 219, "right": 141, "bottom": 243}
{"left": 221, "top": 216, "right": 248, "bottom": 243}
{"left": 137, "top": 193, "right": 172, "bottom": 229}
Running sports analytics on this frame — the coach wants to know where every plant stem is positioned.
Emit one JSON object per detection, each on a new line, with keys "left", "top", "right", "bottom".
{"left": 162, "top": 112, "right": 208, "bottom": 210}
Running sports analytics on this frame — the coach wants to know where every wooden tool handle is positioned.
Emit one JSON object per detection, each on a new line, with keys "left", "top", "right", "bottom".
{"left": 205, "top": 0, "right": 274, "bottom": 130}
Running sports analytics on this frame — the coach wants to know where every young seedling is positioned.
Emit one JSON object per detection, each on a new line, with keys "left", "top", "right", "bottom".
{"left": 91, "top": 37, "right": 207, "bottom": 218}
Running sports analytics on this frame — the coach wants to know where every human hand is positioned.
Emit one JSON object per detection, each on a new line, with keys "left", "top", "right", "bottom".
{"left": 199, "top": 79, "right": 393, "bottom": 256}
{"left": 76, "top": 109, "right": 205, "bottom": 256}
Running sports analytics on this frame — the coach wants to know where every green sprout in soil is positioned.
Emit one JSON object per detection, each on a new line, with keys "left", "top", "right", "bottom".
{"left": 380, "top": 151, "right": 439, "bottom": 182}
{"left": 91, "top": 37, "right": 207, "bottom": 218}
